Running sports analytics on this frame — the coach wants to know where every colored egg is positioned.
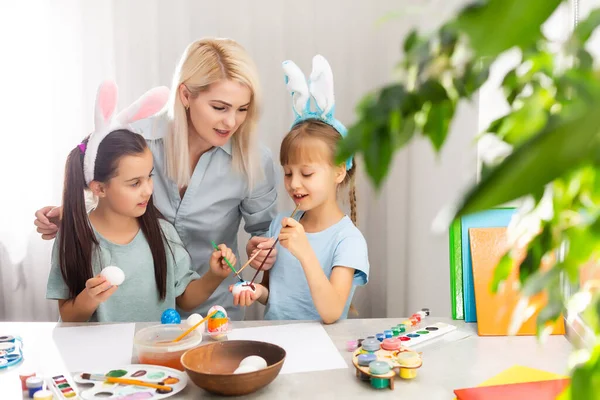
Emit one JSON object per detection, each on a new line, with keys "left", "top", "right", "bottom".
{"left": 232, "top": 281, "right": 257, "bottom": 297}
{"left": 161, "top": 309, "right": 181, "bottom": 324}
{"left": 208, "top": 305, "right": 228, "bottom": 320}
{"left": 100, "top": 266, "right": 125, "bottom": 286}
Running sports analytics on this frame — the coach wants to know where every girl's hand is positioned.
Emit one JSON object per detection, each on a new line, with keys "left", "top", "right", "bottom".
{"left": 229, "top": 284, "right": 264, "bottom": 307}
{"left": 84, "top": 275, "right": 117, "bottom": 304}
{"left": 278, "top": 217, "right": 311, "bottom": 261}
{"left": 210, "top": 244, "right": 236, "bottom": 278}
{"left": 34, "top": 206, "right": 62, "bottom": 240}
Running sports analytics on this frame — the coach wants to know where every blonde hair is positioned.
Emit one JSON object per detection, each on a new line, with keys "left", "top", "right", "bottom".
{"left": 166, "top": 38, "right": 262, "bottom": 189}
{"left": 280, "top": 120, "right": 358, "bottom": 225}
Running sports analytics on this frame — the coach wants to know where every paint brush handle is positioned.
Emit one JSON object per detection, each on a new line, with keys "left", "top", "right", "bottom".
{"left": 249, "top": 204, "right": 301, "bottom": 286}
{"left": 105, "top": 377, "right": 171, "bottom": 391}
{"left": 172, "top": 310, "right": 218, "bottom": 343}
{"left": 237, "top": 249, "right": 264, "bottom": 275}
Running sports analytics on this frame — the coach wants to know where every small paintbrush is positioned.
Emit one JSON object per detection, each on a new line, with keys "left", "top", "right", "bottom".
{"left": 248, "top": 203, "right": 301, "bottom": 287}
{"left": 211, "top": 240, "right": 244, "bottom": 282}
{"left": 80, "top": 373, "right": 172, "bottom": 392}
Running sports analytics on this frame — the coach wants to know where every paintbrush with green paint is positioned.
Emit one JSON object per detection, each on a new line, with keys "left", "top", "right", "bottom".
{"left": 211, "top": 240, "right": 244, "bottom": 282}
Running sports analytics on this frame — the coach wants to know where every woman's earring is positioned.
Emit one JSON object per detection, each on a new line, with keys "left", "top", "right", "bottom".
{"left": 185, "top": 104, "right": 189, "bottom": 110}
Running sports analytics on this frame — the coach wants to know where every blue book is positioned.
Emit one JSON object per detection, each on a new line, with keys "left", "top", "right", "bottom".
{"left": 461, "top": 208, "right": 517, "bottom": 323}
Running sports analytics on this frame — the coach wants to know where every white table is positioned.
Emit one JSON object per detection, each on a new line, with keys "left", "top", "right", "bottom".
{"left": 0, "top": 318, "right": 571, "bottom": 399}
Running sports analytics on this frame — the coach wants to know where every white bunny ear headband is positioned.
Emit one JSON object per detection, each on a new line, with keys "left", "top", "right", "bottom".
{"left": 282, "top": 54, "right": 353, "bottom": 170}
{"left": 80, "top": 80, "right": 170, "bottom": 186}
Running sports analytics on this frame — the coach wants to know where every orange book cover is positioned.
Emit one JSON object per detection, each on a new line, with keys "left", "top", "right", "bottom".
{"left": 468, "top": 227, "right": 565, "bottom": 336}
{"left": 454, "top": 378, "right": 570, "bottom": 400}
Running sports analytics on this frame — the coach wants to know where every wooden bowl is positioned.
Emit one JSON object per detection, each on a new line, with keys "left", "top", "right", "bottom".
{"left": 181, "top": 340, "right": 286, "bottom": 396}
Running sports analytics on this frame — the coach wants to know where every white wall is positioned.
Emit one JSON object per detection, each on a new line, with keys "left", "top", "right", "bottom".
{"left": 1, "top": 0, "right": 546, "bottom": 321}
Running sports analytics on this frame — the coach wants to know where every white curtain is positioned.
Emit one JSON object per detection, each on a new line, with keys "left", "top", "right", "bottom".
{"left": 1, "top": 0, "right": 494, "bottom": 322}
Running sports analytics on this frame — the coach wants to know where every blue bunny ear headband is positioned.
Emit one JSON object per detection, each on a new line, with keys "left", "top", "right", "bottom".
{"left": 282, "top": 55, "right": 353, "bottom": 170}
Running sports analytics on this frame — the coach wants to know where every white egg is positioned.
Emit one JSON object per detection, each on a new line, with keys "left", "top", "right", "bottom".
{"left": 232, "top": 281, "right": 256, "bottom": 297}
{"left": 233, "top": 364, "right": 259, "bottom": 374}
{"left": 100, "top": 266, "right": 125, "bottom": 286}
{"left": 239, "top": 355, "right": 267, "bottom": 370}
{"left": 186, "top": 313, "right": 206, "bottom": 332}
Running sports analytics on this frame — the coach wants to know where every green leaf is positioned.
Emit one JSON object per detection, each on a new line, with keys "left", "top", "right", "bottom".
{"left": 570, "top": 341, "right": 600, "bottom": 400}
{"left": 522, "top": 265, "right": 561, "bottom": 298}
{"left": 439, "top": 24, "right": 458, "bottom": 55}
{"left": 490, "top": 251, "right": 513, "bottom": 293}
{"left": 336, "top": 121, "right": 369, "bottom": 165}
{"left": 390, "top": 111, "right": 416, "bottom": 148}
{"left": 363, "top": 127, "right": 394, "bottom": 189}
{"left": 423, "top": 100, "right": 454, "bottom": 151}
{"left": 418, "top": 79, "right": 449, "bottom": 103}
{"left": 535, "top": 287, "right": 564, "bottom": 332}
{"left": 574, "top": 8, "right": 600, "bottom": 43}
{"left": 498, "top": 104, "right": 548, "bottom": 146}
{"left": 403, "top": 29, "right": 419, "bottom": 53}
{"left": 462, "top": 61, "right": 490, "bottom": 94}
{"left": 456, "top": 0, "right": 562, "bottom": 58}
{"left": 453, "top": 98, "right": 600, "bottom": 217}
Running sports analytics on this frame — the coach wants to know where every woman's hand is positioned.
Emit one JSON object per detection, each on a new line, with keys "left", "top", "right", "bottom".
{"left": 246, "top": 236, "right": 277, "bottom": 270}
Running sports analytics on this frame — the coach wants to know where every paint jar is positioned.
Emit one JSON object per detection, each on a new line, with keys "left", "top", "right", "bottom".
{"left": 33, "top": 390, "right": 53, "bottom": 400}
{"left": 375, "top": 333, "right": 384, "bottom": 342}
{"left": 383, "top": 330, "right": 393, "bottom": 338}
{"left": 396, "top": 351, "right": 421, "bottom": 380}
{"left": 361, "top": 338, "right": 381, "bottom": 353}
{"left": 346, "top": 340, "right": 358, "bottom": 352}
{"left": 19, "top": 372, "right": 35, "bottom": 391}
{"left": 26, "top": 376, "right": 43, "bottom": 397}
{"left": 134, "top": 324, "right": 203, "bottom": 371}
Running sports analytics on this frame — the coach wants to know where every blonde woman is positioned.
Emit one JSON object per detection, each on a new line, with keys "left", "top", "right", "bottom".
{"left": 34, "top": 38, "right": 278, "bottom": 321}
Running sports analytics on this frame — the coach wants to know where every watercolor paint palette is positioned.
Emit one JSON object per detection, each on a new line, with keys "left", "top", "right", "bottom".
{"left": 0, "top": 335, "right": 23, "bottom": 370}
{"left": 399, "top": 322, "right": 457, "bottom": 349}
{"left": 72, "top": 364, "right": 187, "bottom": 400}
{"left": 47, "top": 373, "right": 81, "bottom": 399}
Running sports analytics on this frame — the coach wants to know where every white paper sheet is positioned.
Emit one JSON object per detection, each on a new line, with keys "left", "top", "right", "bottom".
{"left": 226, "top": 322, "right": 347, "bottom": 375}
{"left": 50, "top": 323, "right": 135, "bottom": 373}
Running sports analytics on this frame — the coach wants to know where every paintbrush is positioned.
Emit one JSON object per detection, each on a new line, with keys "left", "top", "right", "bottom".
{"left": 236, "top": 246, "right": 267, "bottom": 275}
{"left": 248, "top": 203, "right": 301, "bottom": 286}
{"left": 171, "top": 310, "right": 218, "bottom": 343}
{"left": 80, "top": 374, "right": 172, "bottom": 392}
{"left": 211, "top": 240, "right": 244, "bottom": 282}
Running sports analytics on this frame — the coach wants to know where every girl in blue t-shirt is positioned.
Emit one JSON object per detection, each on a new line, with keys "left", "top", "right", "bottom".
{"left": 230, "top": 55, "right": 369, "bottom": 323}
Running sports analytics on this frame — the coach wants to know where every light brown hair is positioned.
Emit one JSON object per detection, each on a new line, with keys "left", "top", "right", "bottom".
{"left": 280, "top": 119, "right": 358, "bottom": 225}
